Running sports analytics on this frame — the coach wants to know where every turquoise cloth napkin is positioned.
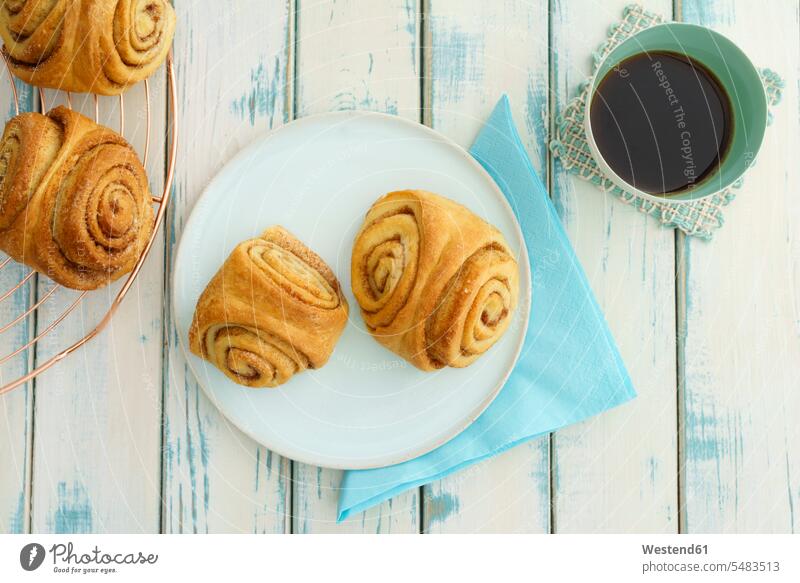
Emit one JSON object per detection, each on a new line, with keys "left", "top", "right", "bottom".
{"left": 337, "top": 95, "right": 636, "bottom": 522}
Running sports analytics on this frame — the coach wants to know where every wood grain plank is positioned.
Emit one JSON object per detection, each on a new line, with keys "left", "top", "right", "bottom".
{"left": 678, "top": 0, "right": 800, "bottom": 533}
{"left": 421, "top": 0, "right": 551, "bottom": 534}
{"left": 549, "top": 0, "right": 679, "bottom": 533}
{"left": 27, "top": 67, "right": 167, "bottom": 532}
{"left": 291, "top": 0, "right": 421, "bottom": 533}
{"left": 161, "top": 0, "right": 292, "bottom": 533}
{"left": 0, "top": 79, "right": 36, "bottom": 534}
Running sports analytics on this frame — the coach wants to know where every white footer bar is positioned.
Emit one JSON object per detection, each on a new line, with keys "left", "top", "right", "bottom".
{"left": 1, "top": 534, "right": 798, "bottom": 582}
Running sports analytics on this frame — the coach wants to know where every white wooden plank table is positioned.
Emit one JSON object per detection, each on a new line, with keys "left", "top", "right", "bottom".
{"left": 0, "top": 0, "right": 797, "bottom": 534}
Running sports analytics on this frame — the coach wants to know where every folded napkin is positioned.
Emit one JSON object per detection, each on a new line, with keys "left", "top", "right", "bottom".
{"left": 337, "top": 95, "right": 636, "bottom": 522}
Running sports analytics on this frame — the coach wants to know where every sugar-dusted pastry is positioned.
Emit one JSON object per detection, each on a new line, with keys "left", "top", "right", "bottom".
{"left": 0, "top": 106, "right": 154, "bottom": 290}
{"left": 189, "top": 227, "right": 349, "bottom": 388}
{"left": 351, "top": 190, "right": 520, "bottom": 371}
{"left": 0, "top": 0, "right": 176, "bottom": 95}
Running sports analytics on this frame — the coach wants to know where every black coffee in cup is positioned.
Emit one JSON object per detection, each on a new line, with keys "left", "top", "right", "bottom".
{"left": 589, "top": 51, "right": 733, "bottom": 195}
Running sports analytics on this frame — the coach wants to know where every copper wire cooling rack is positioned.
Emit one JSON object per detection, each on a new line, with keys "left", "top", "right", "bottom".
{"left": 0, "top": 53, "right": 178, "bottom": 396}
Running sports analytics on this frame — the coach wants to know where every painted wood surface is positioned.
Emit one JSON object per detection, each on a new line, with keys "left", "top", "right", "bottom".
{"left": 421, "top": 0, "right": 552, "bottom": 534}
{"left": 677, "top": 0, "right": 800, "bottom": 533}
{"left": 549, "top": 0, "right": 679, "bottom": 533}
{"left": 25, "top": 72, "right": 168, "bottom": 533}
{"left": 162, "top": 0, "right": 292, "bottom": 534}
{"left": 0, "top": 0, "right": 797, "bottom": 534}
{"left": 292, "top": 0, "right": 421, "bottom": 533}
{"left": 0, "top": 79, "right": 35, "bottom": 534}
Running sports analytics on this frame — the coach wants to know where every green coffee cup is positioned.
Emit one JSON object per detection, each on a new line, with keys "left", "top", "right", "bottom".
{"left": 585, "top": 23, "right": 768, "bottom": 203}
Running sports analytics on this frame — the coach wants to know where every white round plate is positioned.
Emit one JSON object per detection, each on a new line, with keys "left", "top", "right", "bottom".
{"left": 174, "top": 111, "right": 531, "bottom": 469}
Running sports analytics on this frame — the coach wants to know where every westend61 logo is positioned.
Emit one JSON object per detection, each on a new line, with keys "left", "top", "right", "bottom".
{"left": 19, "top": 542, "right": 158, "bottom": 575}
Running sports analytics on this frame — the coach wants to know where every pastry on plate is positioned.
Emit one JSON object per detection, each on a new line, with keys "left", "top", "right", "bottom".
{"left": 351, "top": 189, "right": 520, "bottom": 371}
{"left": 0, "top": 0, "right": 176, "bottom": 95}
{"left": 189, "top": 226, "right": 349, "bottom": 388}
{"left": 0, "top": 106, "right": 154, "bottom": 290}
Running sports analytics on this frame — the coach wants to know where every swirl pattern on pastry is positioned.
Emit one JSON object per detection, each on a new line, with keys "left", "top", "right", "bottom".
{"left": 0, "top": 0, "right": 176, "bottom": 95}
{"left": 351, "top": 190, "right": 520, "bottom": 371}
{"left": 0, "top": 106, "right": 154, "bottom": 290}
{"left": 189, "top": 226, "right": 349, "bottom": 388}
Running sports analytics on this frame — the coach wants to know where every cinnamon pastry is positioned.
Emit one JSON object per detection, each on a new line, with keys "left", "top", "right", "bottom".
{"left": 189, "top": 227, "right": 349, "bottom": 388}
{"left": 351, "top": 190, "right": 520, "bottom": 371}
{"left": 0, "top": 106, "right": 154, "bottom": 290}
{"left": 0, "top": 0, "right": 176, "bottom": 95}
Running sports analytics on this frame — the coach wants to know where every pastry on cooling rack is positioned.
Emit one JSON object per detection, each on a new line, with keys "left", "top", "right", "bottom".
{"left": 189, "top": 226, "right": 349, "bottom": 388}
{"left": 0, "top": 0, "right": 176, "bottom": 95}
{"left": 351, "top": 190, "right": 520, "bottom": 372}
{"left": 0, "top": 106, "right": 155, "bottom": 290}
